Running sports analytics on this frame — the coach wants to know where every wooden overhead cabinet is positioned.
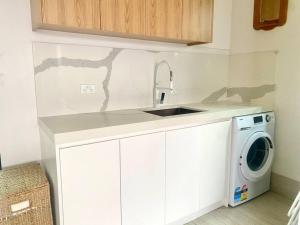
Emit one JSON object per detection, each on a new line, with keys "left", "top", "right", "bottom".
{"left": 31, "top": 0, "right": 214, "bottom": 45}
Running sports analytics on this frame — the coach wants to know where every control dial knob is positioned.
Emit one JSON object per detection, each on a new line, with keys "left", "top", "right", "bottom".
{"left": 266, "top": 114, "right": 272, "bottom": 122}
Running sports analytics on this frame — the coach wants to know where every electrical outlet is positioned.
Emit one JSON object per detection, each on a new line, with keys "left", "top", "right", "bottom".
{"left": 80, "top": 84, "right": 96, "bottom": 94}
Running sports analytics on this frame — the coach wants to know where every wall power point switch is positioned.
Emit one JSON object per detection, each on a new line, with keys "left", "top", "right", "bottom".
{"left": 80, "top": 84, "right": 96, "bottom": 94}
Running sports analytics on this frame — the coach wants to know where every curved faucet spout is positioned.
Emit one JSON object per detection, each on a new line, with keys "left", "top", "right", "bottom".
{"left": 153, "top": 60, "right": 174, "bottom": 108}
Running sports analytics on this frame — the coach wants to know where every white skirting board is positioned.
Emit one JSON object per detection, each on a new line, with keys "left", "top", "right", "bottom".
{"left": 167, "top": 201, "right": 225, "bottom": 225}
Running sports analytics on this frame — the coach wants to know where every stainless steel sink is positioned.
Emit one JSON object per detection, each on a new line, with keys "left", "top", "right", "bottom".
{"left": 144, "top": 107, "right": 205, "bottom": 117}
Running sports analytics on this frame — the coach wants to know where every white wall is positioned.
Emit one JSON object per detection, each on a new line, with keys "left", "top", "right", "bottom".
{"left": 228, "top": 51, "right": 277, "bottom": 104}
{"left": 272, "top": 0, "right": 300, "bottom": 182}
{"left": 230, "top": 0, "right": 300, "bottom": 182}
{"left": 0, "top": 0, "right": 233, "bottom": 167}
{"left": 230, "top": 0, "right": 278, "bottom": 54}
{"left": 0, "top": 1, "right": 40, "bottom": 167}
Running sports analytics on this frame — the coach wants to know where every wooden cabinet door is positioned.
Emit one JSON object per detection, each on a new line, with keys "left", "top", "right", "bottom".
{"left": 166, "top": 126, "right": 201, "bottom": 224}
{"left": 182, "top": 0, "right": 213, "bottom": 42}
{"left": 60, "top": 140, "right": 121, "bottom": 225}
{"left": 40, "top": 0, "right": 101, "bottom": 29}
{"left": 37, "top": 0, "right": 60, "bottom": 26}
{"left": 146, "top": 0, "right": 183, "bottom": 40}
{"left": 197, "top": 121, "right": 231, "bottom": 209}
{"left": 100, "top": 0, "right": 146, "bottom": 35}
{"left": 120, "top": 132, "right": 165, "bottom": 225}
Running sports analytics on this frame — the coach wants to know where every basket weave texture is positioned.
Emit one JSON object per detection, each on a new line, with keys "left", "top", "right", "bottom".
{"left": 0, "top": 163, "right": 53, "bottom": 225}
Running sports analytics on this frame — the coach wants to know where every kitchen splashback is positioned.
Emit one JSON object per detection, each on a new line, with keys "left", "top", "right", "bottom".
{"left": 33, "top": 42, "right": 276, "bottom": 117}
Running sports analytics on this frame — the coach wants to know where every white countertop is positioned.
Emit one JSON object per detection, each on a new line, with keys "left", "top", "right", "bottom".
{"left": 39, "top": 101, "right": 273, "bottom": 147}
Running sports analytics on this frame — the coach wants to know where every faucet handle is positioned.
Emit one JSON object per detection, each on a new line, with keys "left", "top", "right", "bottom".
{"left": 160, "top": 92, "right": 166, "bottom": 104}
{"left": 169, "top": 71, "right": 174, "bottom": 91}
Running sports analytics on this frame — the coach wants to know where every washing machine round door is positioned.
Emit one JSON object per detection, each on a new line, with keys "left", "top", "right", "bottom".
{"left": 240, "top": 132, "right": 274, "bottom": 182}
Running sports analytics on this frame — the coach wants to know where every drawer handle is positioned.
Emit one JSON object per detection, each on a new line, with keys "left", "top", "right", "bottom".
{"left": 10, "top": 200, "right": 30, "bottom": 213}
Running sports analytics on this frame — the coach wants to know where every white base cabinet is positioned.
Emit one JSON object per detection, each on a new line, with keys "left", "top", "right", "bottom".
{"left": 59, "top": 140, "right": 121, "bottom": 225}
{"left": 166, "top": 127, "right": 202, "bottom": 224}
{"left": 120, "top": 132, "right": 166, "bottom": 225}
{"left": 49, "top": 120, "right": 231, "bottom": 225}
{"left": 198, "top": 122, "right": 230, "bottom": 209}
{"left": 165, "top": 121, "right": 230, "bottom": 224}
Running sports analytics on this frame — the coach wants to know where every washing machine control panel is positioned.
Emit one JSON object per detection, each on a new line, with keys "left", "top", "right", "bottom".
{"left": 233, "top": 112, "right": 275, "bottom": 131}
{"left": 253, "top": 114, "right": 273, "bottom": 124}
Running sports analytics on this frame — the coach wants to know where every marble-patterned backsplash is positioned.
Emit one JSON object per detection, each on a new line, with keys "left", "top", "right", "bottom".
{"left": 33, "top": 43, "right": 277, "bottom": 117}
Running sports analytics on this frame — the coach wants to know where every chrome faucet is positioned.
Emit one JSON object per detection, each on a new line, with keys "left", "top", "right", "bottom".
{"left": 153, "top": 60, "right": 174, "bottom": 108}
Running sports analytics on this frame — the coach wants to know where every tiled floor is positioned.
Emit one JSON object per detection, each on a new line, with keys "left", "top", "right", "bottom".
{"left": 186, "top": 192, "right": 292, "bottom": 225}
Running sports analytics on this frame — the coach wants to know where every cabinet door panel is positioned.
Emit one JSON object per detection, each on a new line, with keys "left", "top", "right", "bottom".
{"left": 146, "top": 0, "right": 183, "bottom": 40}
{"left": 197, "top": 121, "right": 231, "bottom": 209}
{"left": 41, "top": 0, "right": 101, "bottom": 29}
{"left": 100, "top": 0, "right": 146, "bottom": 35}
{"left": 166, "top": 127, "right": 201, "bottom": 224}
{"left": 60, "top": 140, "right": 121, "bottom": 225}
{"left": 182, "top": 0, "right": 213, "bottom": 42}
{"left": 120, "top": 132, "right": 165, "bottom": 225}
{"left": 166, "top": 121, "right": 230, "bottom": 223}
{"left": 40, "top": 0, "right": 60, "bottom": 25}
{"left": 61, "top": 0, "right": 101, "bottom": 29}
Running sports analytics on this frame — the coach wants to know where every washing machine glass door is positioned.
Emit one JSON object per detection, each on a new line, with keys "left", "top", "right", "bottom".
{"left": 240, "top": 132, "right": 274, "bottom": 182}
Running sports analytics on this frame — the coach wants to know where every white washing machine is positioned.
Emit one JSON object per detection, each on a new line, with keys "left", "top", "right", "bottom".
{"left": 229, "top": 112, "right": 275, "bottom": 207}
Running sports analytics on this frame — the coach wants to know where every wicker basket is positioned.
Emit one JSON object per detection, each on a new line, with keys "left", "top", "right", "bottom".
{"left": 0, "top": 163, "right": 53, "bottom": 225}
